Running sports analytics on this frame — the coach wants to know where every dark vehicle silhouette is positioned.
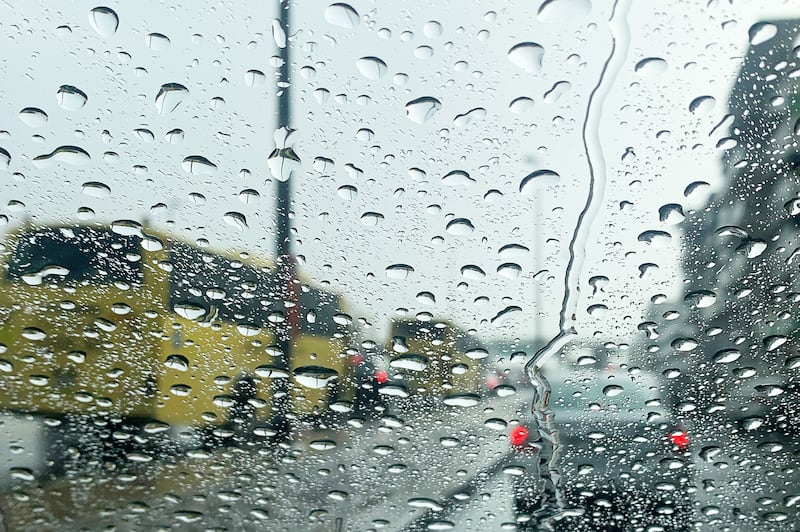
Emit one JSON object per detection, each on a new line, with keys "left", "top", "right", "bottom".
{"left": 508, "top": 366, "right": 693, "bottom": 531}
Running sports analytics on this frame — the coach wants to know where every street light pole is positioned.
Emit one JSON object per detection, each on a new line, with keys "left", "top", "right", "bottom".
{"left": 271, "top": 0, "right": 295, "bottom": 440}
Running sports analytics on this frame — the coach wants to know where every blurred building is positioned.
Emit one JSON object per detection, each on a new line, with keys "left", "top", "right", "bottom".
{"left": 655, "top": 20, "right": 800, "bottom": 428}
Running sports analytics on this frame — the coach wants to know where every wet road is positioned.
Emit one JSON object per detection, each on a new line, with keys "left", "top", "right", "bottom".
{"left": 1, "top": 392, "right": 799, "bottom": 531}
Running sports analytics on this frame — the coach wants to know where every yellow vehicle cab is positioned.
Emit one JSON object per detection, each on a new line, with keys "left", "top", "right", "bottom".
{"left": 384, "top": 318, "right": 486, "bottom": 399}
{"left": 0, "top": 223, "right": 355, "bottom": 432}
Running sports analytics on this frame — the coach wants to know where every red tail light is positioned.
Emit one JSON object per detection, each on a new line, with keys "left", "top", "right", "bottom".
{"left": 669, "top": 430, "right": 689, "bottom": 450}
{"left": 510, "top": 426, "right": 529, "bottom": 446}
{"left": 375, "top": 370, "right": 388, "bottom": 384}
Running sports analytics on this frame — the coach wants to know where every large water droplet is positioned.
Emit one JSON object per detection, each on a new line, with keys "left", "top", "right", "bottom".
{"left": 737, "top": 238, "right": 767, "bottom": 259}
{"left": 699, "top": 445, "right": 722, "bottom": 462}
{"left": 443, "top": 393, "right": 480, "bottom": 407}
{"left": 589, "top": 275, "right": 609, "bottom": 294}
{"left": 164, "top": 354, "right": 189, "bottom": 371}
{"left": 763, "top": 335, "right": 788, "bottom": 352}
{"left": 155, "top": 83, "right": 189, "bottom": 114}
{"left": 684, "top": 290, "right": 716, "bottom": 309}
{"left": 424, "top": 20, "right": 443, "bottom": 38}
{"left": 497, "top": 262, "right": 522, "bottom": 280}
{"left": 671, "top": 337, "right": 698, "bottom": 352}
{"left": 637, "top": 230, "right": 671, "bottom": 247}
{"left": 495, "top": 384, "right": 516, "bottom": 397}
{"left": 238, "top": 188, "right": 259, "bottom": 204}
{"left": 268, "top": 127, "right": 301, "bottom": 182}
{"left": 56, "top": 85, "right": 88, "bottom": 111}
{"left": 174, "top": 303, "right": 207, "bottom": 321}
{"left": 32, "top": 145, "right": 91, "bottom": 167}
{"left": 460, "top": 264, "right": 485, "bottom": 279}
{"left": 379, "top": 384, "right": 409, "bottom": 398}
{"left": 737, "top": 417, "right": 763, "bottom": 431}
{"left": 254, "top": 365, "right": 289, "bottom": 379}
{"left": 509, "top": 97, "right": 534, "bottom": 114}
{"left": 325, "top": 3, "right": 360, "bottom": 29}
{"left": 414, "top": 45, "right": 433, "bottom": 59}
{"left": 88, "top": 6, "right": 119, "bottom": 37}
{"left": 133, "top": 128, "right": 155, "bottom": 143}
{"left": 237, "top": 323, "right": 261, "bottom": 337}
{"left": 587, "top": 304, "right": 607, "bottom": 316}
{"left": 749, "top": 22, "right": 777, "bottom": 45}
{"left": 465, "top": 348, "right": 488, "bottom": 360}
{"left": 543, "top": 81, "right": 572, "bottom": 104}
{"left": 82, "top": 181, "right": 111, "bottom": 198}
{"left": 19, "top": 107, "right": 48, "bottom": 127}
{"left": 182, "top": 155, "right": 217, "bottom": 176}
{"left": 689, "top": 95, "right": 716, "bottom": 115}
{"left": 294, "top": 366, "right": 339, "bottom": 388}
{"left": 360, "top": 212, "right": 384, "bottom": 226}
{"left": 405, "top": 97, "right": 442, "bottom": 124}
{"left": 390, "top": 354, "right": 429, "bottom": 371}
{"left": 712, "top": 349, "right": 741, "bottom": 364}
{"left": 272, "top": 18, "right": 286, "bottom": 48}
{"left": 223, "top": 211, "right": 248, "bottom": 231}
{"left": 310, "top": 439, "right": 337, "bottom": 451}
{"left": 520, "top": 169, "right": 560, "bottom": 194}
{"left": 498, "top": 243, "right": 530, "bottom": 258}
{"left": 356, "top": 56, "right": 388, "bottom": 80}
{"left": 453, "top": 107, "right": 486, "bottom": 128}
{"left": 164, "top": 129, "right": 184, "bottom": 144}
{"left": 537, "top": 0, "right": 591, "bottom": 22}
{"left": 110, "top": 219, "right": 143, "bottom": 236}
{"left": 145, "top": 32, "right": 170, "bottom": 50}
{"left": 658, "top": 203, "right": 685, "bottom": 224}
{"left": 491, "top": 305, "right": 522, "bottom": 327}
{"left": 716, "top": 225, "right": 748, "bottom": 238}
{"left": 508, "top": 42, "right": 544, "bottom": 73}
{"left": 684, "top": 181, "right": 710, "bottom": 200}
{"left": 416, "top": 291, "right": 436, "bottom": 305}
{"left": 337, "top": 184, "right": 358, "bottom": 200}
{"left": 386, "top": 264, "right": 414, "bottom": 279}
{"left": 635, "top": 57, "right": 668, "bottom": 77}
{"left": 441, "top": 170, "right": 475, "bottom": 188}
{"left": 485, "top": 418, "right": 507, "bottom": 430}
{"left": 244, "top": 69, "right": 266, "bottom": 87}
{"left": 445, "top": 218, "right": 474, "bottom": 235}
{"left": 784, "top": 198, "right": 800, "bottom": 217}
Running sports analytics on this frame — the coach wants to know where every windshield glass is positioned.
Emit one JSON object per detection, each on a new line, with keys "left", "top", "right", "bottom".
{"left": 1, "top": 1, "right": 800, "bottom": 531}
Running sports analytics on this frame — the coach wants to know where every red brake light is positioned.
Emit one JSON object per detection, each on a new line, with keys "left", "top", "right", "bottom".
{"left": 510, "top": 426, "right": 529, "bottom": 446}
{"left": 669, "top": 430, "right": 689, "bottom": 450}
{"left": 350, "top": 354, "right": 364, "bottom": 366}
{"left": 375, "top": 370, "right": 388, "bottom": 384}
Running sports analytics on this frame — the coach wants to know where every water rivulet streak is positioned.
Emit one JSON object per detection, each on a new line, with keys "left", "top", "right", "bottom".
{"left": 525, "top": 0, "right": 631, "bottom": 527}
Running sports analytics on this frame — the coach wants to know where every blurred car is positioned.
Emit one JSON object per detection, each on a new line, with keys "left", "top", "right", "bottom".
{"left": 507, "top": 366, "right": 694, "bottom": 531}
{"left": 349, "top": 351, "right": 387, "bottom": 418}
{"left": 722, "top": 370, "right": 800, "bottom": 434}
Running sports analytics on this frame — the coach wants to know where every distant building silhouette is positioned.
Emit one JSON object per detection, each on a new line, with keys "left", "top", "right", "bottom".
{"left": 657, "top": 20, "right": 800, "bottom": 427}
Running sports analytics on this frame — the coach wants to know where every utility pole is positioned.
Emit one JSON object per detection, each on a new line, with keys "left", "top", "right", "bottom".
{"left": 270, "top": 0, "right": 296, "bottom": 440}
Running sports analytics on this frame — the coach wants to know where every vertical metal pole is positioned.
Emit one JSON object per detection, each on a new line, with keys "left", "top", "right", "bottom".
{"left": 534, "top": 195, "right": 541, "bottom": 343}
{"left": 272, "top": 0, "right": 293, "bottom": 439}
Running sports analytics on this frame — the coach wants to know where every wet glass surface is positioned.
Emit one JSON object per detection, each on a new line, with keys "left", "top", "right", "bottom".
{"left": 1, "top": 1, "right": 800, "bottom": 530}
